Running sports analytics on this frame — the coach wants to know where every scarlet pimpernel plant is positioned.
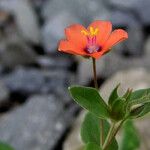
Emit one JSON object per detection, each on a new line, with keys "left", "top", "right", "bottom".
{"left": 58, "top": 20, "right": 150, "bottom": 150}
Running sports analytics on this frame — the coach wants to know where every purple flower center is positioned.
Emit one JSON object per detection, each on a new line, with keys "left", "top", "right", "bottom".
{"left": 84, "top": 36, "right": 102, "bottom": 54}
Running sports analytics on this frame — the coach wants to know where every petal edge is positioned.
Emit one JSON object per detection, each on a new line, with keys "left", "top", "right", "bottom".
{"left": 102, "top": 29, "right": 128, "bottom": 52}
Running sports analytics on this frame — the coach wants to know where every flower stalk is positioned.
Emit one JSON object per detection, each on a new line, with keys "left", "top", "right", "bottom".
{"left": 92, "top": 58, "right": 104, "bottom": 146}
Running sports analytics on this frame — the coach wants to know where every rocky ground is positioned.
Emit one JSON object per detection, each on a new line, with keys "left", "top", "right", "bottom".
{"left": 0, "top": 0, "right": 149, "bottom": 150}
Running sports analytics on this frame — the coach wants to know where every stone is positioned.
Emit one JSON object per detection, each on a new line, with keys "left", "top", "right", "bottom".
{"left": 2, "top": 67, "right": 45, "bottom": 94}
{"left": 100, "top": 68, "right": 150, "bottom": 100}
{"left": 42, "top": 0, "right": 109, "bottom": 22}
{"left": 110, "top": 10, "right": 139, "bottom": 27}
{"left": 63, "top": 111, "right": 86, "bottom": 150}
{"left": 108, "top": 0, "right": 150, "bottom": 25}
{"left": 101, "top": 53, "right": 150, "bottom": 78}
{"left": 0, "top": 81, "right": 9, "bottom": 103}
{"left": 77, "top": 57, "right": 104, "bottom": 85}
{"left": 134, "top": 116, "right": 150, "bottom": 150}
{"left": 36, "top": 55, "right": 74, "bottom": 69}
{"left": 0, "top": 94, "right": 76, "bottom": 150}
{"left": 110, "top": 10, "right": 144, "bottom": 56}
{"left": 125, "top": 24, "right": 144, "bottom": 56}
{"left": 134, "top": 0, "right": 150, "bottom": 25}
{"left": 2, "top": 67, "right": 75, "bottom": 102}
{"left": 0, "top": 41, "right": 37, "bottom": 68}
{"left": 145, "top": 36, "right": 150, "bottom": 56}
{"left": 108, "top": 0, "right": 139, "bottom": 9}
{"left": 0, "top": 10, "right": 37, "bottom": 68}
{"left": 41, "top": 11, "right": 80, "bottom": 53}
{"left": 30, "top": 0, "right": 47, "bottom": 9}
{"left": 0, "top": 0, "right": 40, "bottom": 44}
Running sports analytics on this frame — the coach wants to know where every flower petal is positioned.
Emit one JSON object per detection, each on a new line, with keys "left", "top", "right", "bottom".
{"left": 90, "top": 51, "right": 105, "bottom": 59}
{"left": 58, "top": 40, "right": 87, "bottom": 55}
{"left": 88, "top": 20, "right": 112, "bottom": 45}
{"left": 65, "top": 24, "right": 87, "bottom": 49}
{"left": 102, "top": 29, "right": 128, "bottom": 52}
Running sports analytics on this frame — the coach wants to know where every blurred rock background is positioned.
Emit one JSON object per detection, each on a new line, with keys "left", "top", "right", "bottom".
{"left": 0, "top": 0, "right": 149, "bottom": 150}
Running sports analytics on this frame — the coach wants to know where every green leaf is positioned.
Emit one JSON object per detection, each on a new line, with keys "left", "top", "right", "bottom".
{"left": 108, "top": 84, "right": 120, "bottom": 106}
{"left": 84, "top": 143, "right": 102, "bottom": 150}
{"left": 122, "top": 88, "right": 132, "bottom": 102}
{"left": 111, "top": 98, "right": 126, "bottom": 121}
{"left": 69, "top": 86, "right": 110, "bottom": 119}
{"left": 81, "top": 112, "right": 118, "bottom": 150}
{"left": 129, "top": 104, "right": 146, "bottom": 118}
{"left": 130, "top": 88, "right": 150, "bottom": 100}
{"left": 0, "top": 141, "right": 14, "bottom": 150}
{"left": 81, "top": 112, "right": 100, "bottom": 145}
{"left": 120, "top": 120, "right": 140, "bottom": 150}
{"left": 127, "top": 88, "right": 150, "bottom": 117}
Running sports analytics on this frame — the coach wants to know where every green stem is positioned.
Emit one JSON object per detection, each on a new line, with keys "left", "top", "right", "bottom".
{"left": 92, "top": 58, "right": 104, "bottom": 145}
{"left": 113, "top": 119, "right": 125, "bottom": 137}
{"left": 103, "top": 119, "right": 126, "bottom": 150}
{"left": 102, "top": 122, "right": 116, "bottom": 150}
{"left": 92, "top": 58, "right": 98, "bottom": 89}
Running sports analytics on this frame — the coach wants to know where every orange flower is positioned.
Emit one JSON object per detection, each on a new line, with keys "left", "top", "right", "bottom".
{"left": 58, "top": 20, "right": 128, "bottom": 59}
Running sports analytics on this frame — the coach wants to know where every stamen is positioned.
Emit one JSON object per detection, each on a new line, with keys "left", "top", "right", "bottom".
{"left": 81, "top": 27, "right": 99, "bottom": 37}
{"left": 93, "top": 28, "right": 99, "bottom": 35}
{"left": 81, "top": 30, "right": 89, "bottom": 36}
{"left": 90, "top": 27, "right": 94, "bottom": 36}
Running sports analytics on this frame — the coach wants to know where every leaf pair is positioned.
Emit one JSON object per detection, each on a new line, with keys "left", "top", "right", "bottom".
{"left": 69, "top": 85, "right": 150, "bottom": 121}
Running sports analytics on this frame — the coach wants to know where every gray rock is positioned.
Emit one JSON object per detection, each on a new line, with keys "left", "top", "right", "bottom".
{"left": 108, "top": 0, "right": 139, "bottom": 9}
{"left": 0, "top": 94, "right": 75, "bottom": 150}
{"left": 108, "top": 0, "right": 150, "bottom": 25}
{"left": 2, "top": 67, "right": 75, "bottom": 102}
{"left": 77, "top": 57, "right": 104, "bottom": 85}
{"left": 145, "top": 36, "right": 150, "bottom": 56}
{"left": 134, "top": 0, "right": 150, "bottom": 25}
{"left": 36, "top": 55, "right": 74, "bottom": 69}
{"left": 3, "top": 67, "right": 45, "bottom": 94}
{"left": 63, "top": 111, "right": 86, "bottom": 150}
{"left": 101, "top": 53, "right": 150, "bottom": 78}
{"left": 0, "top": 0, "right": 40, "bottom": 44}
{"left": 0, "top": 10, "right": 37, "bottom": 68}
{"left": 110, "top": 10, "right": 144, "bottom": 56}
{"left": 0, "top": 41, "right": 37, "bottom": 68}
{"left": 100, "top": 68, "right": 150, "bottom": 100}
{"left": 42, "top": 0, "right": 109, "bottom": 22}
{"left": 41, "top": 11, "right": 80, "bottom": 53}
{"left": 110, "top": 10, "right": 139, "bottom": 27}
{"left": 0, "top": 81, "right": 9, "bottom": 103}
{"left": 125, "top": 25, "right": 144, "bottom": 56}
{"left": 30, "top": 0, "right": 47, "bottom": 9}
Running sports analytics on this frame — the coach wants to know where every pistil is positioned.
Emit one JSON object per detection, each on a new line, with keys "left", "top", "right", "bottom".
{"left": 81, "top": 27, "right": 102, "bottom": 54}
